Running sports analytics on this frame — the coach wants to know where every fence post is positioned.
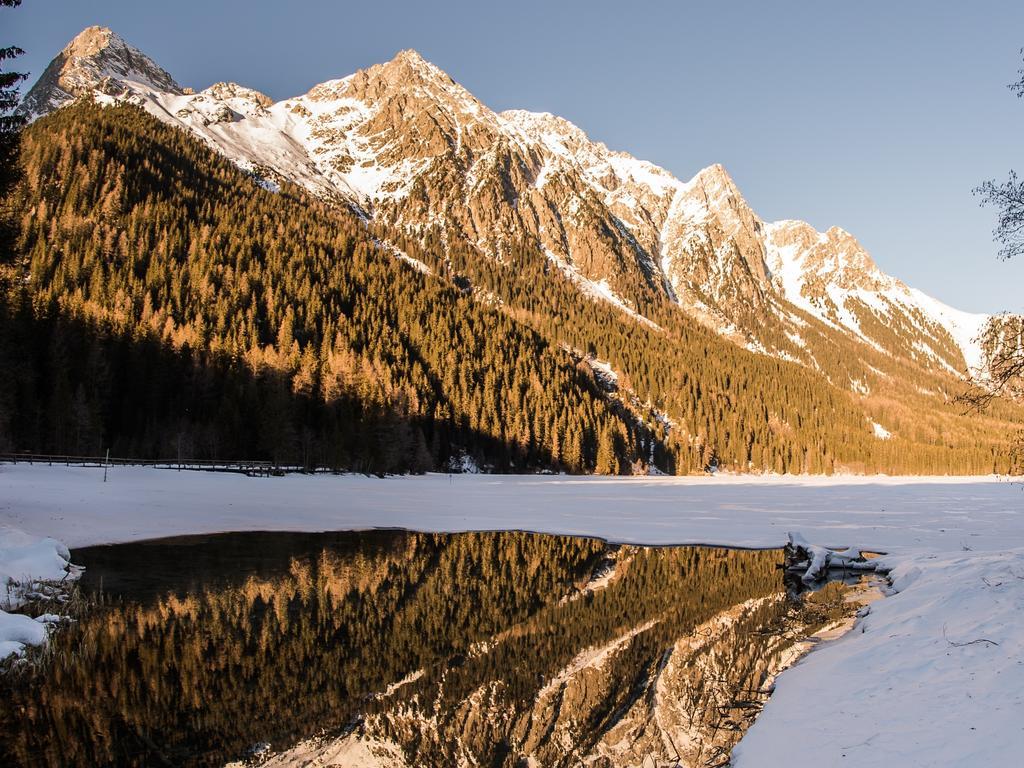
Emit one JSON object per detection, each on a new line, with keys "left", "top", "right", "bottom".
{"left": 103, "top": 448, "right": 110, "bottom": 483}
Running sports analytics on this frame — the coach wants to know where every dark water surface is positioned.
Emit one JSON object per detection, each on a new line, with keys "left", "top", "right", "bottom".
{"left": 0, "top": 530, "right": 852, "bottom": 768}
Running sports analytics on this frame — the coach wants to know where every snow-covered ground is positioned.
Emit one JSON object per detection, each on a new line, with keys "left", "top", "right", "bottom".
{"left": 734, "top": 550, "right": 1024, "bottom": 767}
{"left": 0, "top": 465, "right": 1016, "bottom": 551}
{"left": 1, "top": 464, "right": 1023, "bottom": 766}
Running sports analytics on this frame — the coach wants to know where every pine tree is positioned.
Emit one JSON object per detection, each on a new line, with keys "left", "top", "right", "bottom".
{"left": 595, "top": 423, "right": 618, "bottom": 475}
{"left": 0, "top": 0, "right": 27, "bottom": 267}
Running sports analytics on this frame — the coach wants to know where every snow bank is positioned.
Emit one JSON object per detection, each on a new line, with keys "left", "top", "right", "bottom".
{"left": 734, "top": 550, "right": 1024, "bottom": 767}
{"left": 0, "top": 526, "right": 78, "bottom": 659}
{"left": 0, "top": 610, "right": 49, "bottom": 661}
{"left": 1, "top": 527, "right": 74, "bottom": 607}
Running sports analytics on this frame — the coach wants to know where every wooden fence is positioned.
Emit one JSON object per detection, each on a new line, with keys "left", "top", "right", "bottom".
{"left": 0, "top": 453, "right": 293, "bottom": 477}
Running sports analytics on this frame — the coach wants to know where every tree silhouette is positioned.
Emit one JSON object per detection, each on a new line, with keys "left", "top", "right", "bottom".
{"left": 0, "top": 0, "right": 27, "bottom": 264}
{"left": 970, "top": 50, "right": 1024, "bottom": 410}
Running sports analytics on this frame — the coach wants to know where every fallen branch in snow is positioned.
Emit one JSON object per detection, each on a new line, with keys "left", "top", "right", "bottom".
{"left": 784, "top": 532, "right": 887, "bottom": 584}
{"left": 942, "top": 623, "right": 1000, "bottom": 648}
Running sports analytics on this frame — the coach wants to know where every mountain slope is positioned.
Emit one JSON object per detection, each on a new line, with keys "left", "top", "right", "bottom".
{"left": 10, "top": 27, "right": 1022, "bottom": 474}
{"left": 21, "top": 26, "right": 1010, "bottom": 382}
{"left": 4, "top": 102, "right": 662, "bottom": 473}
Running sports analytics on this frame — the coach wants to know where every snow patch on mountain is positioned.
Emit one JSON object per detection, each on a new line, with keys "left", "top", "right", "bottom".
{"left": 542, "top": 245, "right": 662, "bottom": 331}
{"left": 374, "top": 240, "right": 431, "bottom": 275}
{"left": 905, "top": 287, "right": 990, "bottom": 372}
{"left": 586, "top": 358, "right": 619, "bottom": 389}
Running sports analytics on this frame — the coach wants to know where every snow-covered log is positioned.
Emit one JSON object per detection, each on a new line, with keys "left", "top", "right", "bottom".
{"left": 785, "top": 532, "right": 885, "bottom": 583}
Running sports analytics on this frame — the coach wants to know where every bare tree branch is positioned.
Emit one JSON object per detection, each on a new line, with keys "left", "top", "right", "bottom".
{"left": 975, "top": 171, "right": 1024, "bottom": 261}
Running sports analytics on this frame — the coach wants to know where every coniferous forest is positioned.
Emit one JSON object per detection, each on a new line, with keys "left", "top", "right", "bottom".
{"left": 0, "top": 102, "right": 1019, "bottom": 474}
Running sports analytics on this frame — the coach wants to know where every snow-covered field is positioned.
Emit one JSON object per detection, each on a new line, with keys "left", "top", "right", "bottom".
{"left": 1, "top": 464, "right": 1023, "bottom": 766}
{"left": 0, "top": 465, "right": 1017, "bottom": 551}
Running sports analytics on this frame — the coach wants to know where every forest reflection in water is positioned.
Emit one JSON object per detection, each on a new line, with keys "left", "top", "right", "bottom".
{"left": 0, "top": 530, "right": 856, "bottom": 768}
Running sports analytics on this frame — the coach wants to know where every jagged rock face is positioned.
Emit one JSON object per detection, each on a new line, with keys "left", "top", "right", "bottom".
{"left": 19, "top": 26, "right": 181, "bottom": 118}
{"left": 292, "top": 49, "right": 499, "bottom": 201}
{"left": 660, "top": 165, "right": 776, "bottom": 332}
{"left": 767, "top": 221, "right": 890, "bottom": 304}
{"left": 21, "top": 26, "right": 1015, "bottom": 380}
{"left": 765, "top": 220, "right": 985, "bottom": 373}
{"left": 500, "top": 109, "right": 681, "bottom": 278}
{"left": 272, "top": 50, "right": 664, "bottom": 299}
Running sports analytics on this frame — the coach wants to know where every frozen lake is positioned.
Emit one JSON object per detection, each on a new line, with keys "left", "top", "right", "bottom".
{"left": 0, "top": 465, "right": 1019, "bottom": 554}
{"left": 3, "top": 465, "right": 1023, "bottom": 767}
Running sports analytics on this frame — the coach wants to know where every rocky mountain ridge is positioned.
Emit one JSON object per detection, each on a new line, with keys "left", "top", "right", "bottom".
{"left": 20, "top": 26, "right": 1009, "bottom": 383}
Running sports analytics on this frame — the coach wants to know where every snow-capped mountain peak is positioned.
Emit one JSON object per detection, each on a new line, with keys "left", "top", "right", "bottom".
{"left": 380, "top": 48, "right": 455, "bottom": 86}
{"left": 336, "top": 47, "right": 495, "bottom": 132}
{"left": 674, "top": 164, "right": 763, "bottom": 237}
{"left": 766, "top": 220, "right": 891, "bottom": 296}
{"left": 20, "top": 26, "right": 180, "bottom": 118}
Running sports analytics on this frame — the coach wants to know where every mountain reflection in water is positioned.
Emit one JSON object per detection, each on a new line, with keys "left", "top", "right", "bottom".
{"left": 0, "top": 530, "right": 853, "bottom": 768}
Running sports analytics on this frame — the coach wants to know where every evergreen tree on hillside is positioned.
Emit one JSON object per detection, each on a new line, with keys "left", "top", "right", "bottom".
{"left": 0, "top": 0, "right": 26, "bottom": 264}
{"left": 1, "top": 103, "right": 653, "bottom": 471}
{"left": 0, "top": 0, "right": 26, "bottom": 451}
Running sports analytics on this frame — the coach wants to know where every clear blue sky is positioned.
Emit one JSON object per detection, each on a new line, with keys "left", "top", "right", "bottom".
{"left": 7, "top": 1, "right": 1024, "bottom": 313}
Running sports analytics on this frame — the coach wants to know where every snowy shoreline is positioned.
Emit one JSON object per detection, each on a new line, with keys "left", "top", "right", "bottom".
{"left": 2, "top": 465, "right": 1022, "bottom": 766}
{"left": 0, "top": 527, "right": 80, "bottom": 659}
